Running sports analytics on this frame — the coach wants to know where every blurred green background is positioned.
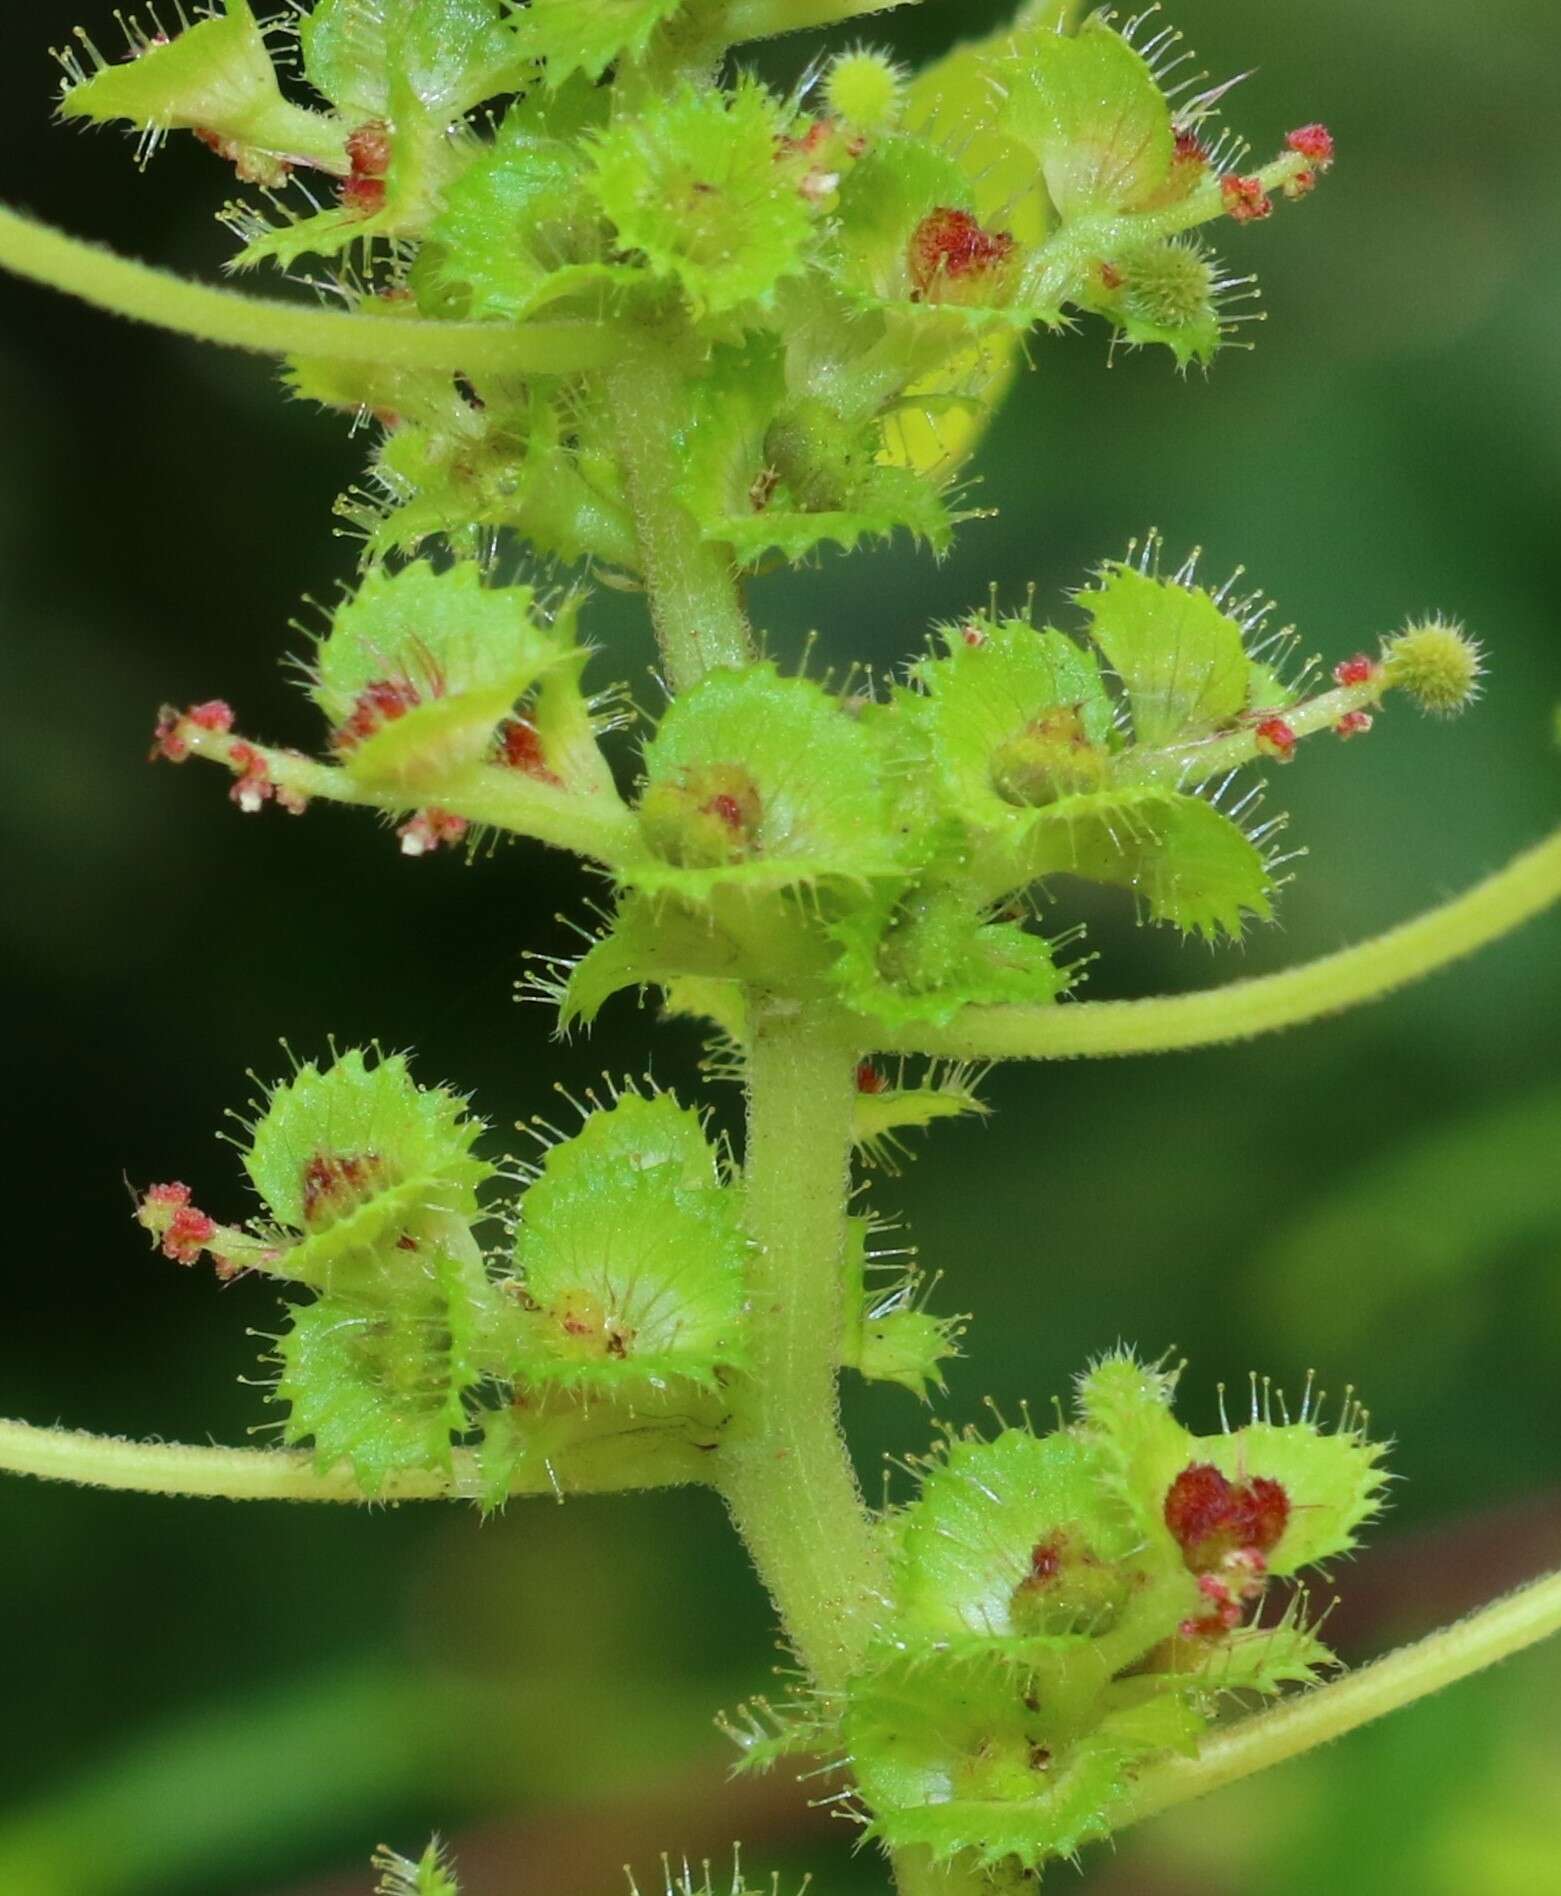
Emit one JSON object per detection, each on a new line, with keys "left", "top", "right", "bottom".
{"left": 2, "top": 2, "right": 1558, "bottom": 1892}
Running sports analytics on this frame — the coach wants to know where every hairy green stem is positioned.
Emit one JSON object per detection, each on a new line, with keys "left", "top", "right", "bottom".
{"left": 176, "top": 726, "right": 644, "bottom": 868}
{"left": 1121, "top": 1567, "right": 1561, "bottom": 1828}
{"left": 0, "top": 1416, "right": 708, "bottom": 1503}
{"left": 607, "top": 338, "right": 757, "bottom": 692}
{"left": 0, "top": 205, "right": 621, "bottom": 374}
{"left": 880, "top": 827, "right": 1561, "bottom": 1061}
{"left": 718, "top": 1004, "right": 889, "bottom": 1694}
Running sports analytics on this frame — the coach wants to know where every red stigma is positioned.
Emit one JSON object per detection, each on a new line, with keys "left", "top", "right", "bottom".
{"left": 342, "top": 121, "right": 391, "bottom": 216}
{"left": 908, "top": 207, "right": 1016, "bottom": 301}
{"left": 1027, "top": 1538, "right": 1063, "bottom": 1585}
{"left": 706, "top": 792, "right": 748, "bottom": 831}
{"left": 1255, "top": 716, "right": 1297, "bottom": 763}
{"left": 1174, "top": 129, "right": 1210, "bottom": 167}
{"left": 1287, "top": 123, "right": 1336, "bottom": 166}
{"left": 1098, "top": 260, "right": 1125, "bottom": 291}
{"left": 1221, "top": 174, "right": 1273, "bottom": 223}
{"left": 188, "top": 700, "right": 234, "bottom": 732}
{"left": 1165, "top": 1462, "right": 1290, "bottom": 1574}
{"left": 1335, "top": 710, "right": 1374, "bottom": 739}
{"left": 1333, "top": 654, "right": 1376, "bottom": 687}
{"left": 332, "top": 677, "right": 422, "bottom": 754}
{"left": 961, "top": 622, "right": 988, "bottom": 648}
{"left": 301, "top": 1151, "right": 386, "bottom": 1228}
{"left": 497, "top": 718, "right": 560, "bottom": 784}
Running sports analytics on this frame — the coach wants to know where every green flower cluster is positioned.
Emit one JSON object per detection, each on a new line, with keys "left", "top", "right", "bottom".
{"left": 142, "top": 1046, "right": 965, "bottom": 1499}
{"left": 60, "top": 2, "right": 1325, "bottom": 574}
{"left": 733, "top": 1351, "right": 1386, "bottom": 1872}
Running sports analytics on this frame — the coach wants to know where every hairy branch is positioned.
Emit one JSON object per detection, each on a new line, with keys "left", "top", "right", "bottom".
{"left": 879, "top": 827, "right": 1561, "bottom": 1062}
{"left": 0, "top": 1416, "right": 710, "bottom": 1504}
{"left": 0, "top": 205, "right": 622, "bottom": 374}
{"left": 1121, "top": 1567, "right": 1561, "bottom": 1828}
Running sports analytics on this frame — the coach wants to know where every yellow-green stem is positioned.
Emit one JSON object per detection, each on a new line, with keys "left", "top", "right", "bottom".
{"left": 1120, "top": 1566, "right": 1561, "bottom": 1828}
{"left": 0, "top": 204, "right": 621, "bottom": 374}
{"left": 718, "top": 1003, "right": 889, "bottom": 1694}
{"left": 607, "top": 338, "right": 757, "bottom": 692}
{"left": 0, "top": 1416, "right": 708, "bottom": 1503}
{"left": 880, "top": 827, "right": 1561, "bottom": 1062}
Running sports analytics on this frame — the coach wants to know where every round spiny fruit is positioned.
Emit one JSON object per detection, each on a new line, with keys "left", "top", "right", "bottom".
{"left": 1381, "top": 617, "right": 1484, "bottom": 715}
{"left": 1116, "top": 238, "right": 1218, "bottom": 332}
{"left": 826, "top": 48, "right": 907, "bottom": 133}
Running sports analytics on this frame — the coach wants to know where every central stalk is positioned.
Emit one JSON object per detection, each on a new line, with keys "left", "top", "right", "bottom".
{"left": 718, "top": 1001, "right": 888, "bottom": 1694}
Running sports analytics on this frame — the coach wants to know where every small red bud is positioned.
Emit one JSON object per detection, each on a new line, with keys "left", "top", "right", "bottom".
{"left": 1254, "top": 716, "right": 1297, "bottom": 762}
{"left": 227, "top": 742, "right": 273, "bottom": 813}
{"left": 150, "top": 707, "right": 188, "bottom": 764}
{"left": 855, "top": 1062, "right": 888, "bottom": 1095}
{"left": 138, "top": 1183, "right": 217, "bottom": 1265}
{"left": 1333, "top": 654, "right": 1376, "bottom": 687}
{"left": 1220, "top": 174, "right": 1273, "bottom": 223}
{"left": 1335, "top": 710, "right": 1374, "bottom": 739}
{"left": 398, "top": 807, "right": 468, "bottom": 856}
{"left": 187, "top": 699, "right": 235, "bottom": 732}
{"left": 1287, "top": 123, "right": 1336, "bottom": 166}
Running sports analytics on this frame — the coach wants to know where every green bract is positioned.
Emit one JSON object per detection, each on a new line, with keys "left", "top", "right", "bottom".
{"left": 505, "top": 1093, "right": 748, "bottom": 1393}
{"left": 275, "top": 1242, "right": 493, "bottom": 1492}
{"left": 587, "top": 78, "right": 814, "bottom": 316}
{"left": 510, "top": 0, "right": 689, "bottom": 86}
{"left": 58, "top": 0, "right": 348, "bottom": 181}
{"left": 310, "top": 561, "right": 575, "bottom": 788}
{"left": 634, "top": 665, "right": 908, "bottom": 900}
{"left": 299, "top": 0, "right": 527, "bottom": 119}
{"left": 241, "top": 1047, "right": 492, "bottom": 1284}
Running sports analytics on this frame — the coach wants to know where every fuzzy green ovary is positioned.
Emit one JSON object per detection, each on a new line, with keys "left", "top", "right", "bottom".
{"left": 990, "top": 706, "right": 1112, "bottom": 806}
{"left": 1009, "top": 1525, "right": 1137, "bottom": 1638}
{"left": 640, "top": 764, "right": 762, "bottom": 868}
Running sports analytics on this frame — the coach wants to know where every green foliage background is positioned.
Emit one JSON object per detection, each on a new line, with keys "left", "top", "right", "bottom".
{"left": 1, "top": 2, "right": 1557, "bottom": 1890}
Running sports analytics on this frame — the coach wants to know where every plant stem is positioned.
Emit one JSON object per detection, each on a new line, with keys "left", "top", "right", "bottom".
{"left": 1119, "top": 1567, "right": 1561, "bottom": 1829}
{"left": 717, "top": 1003, "right": 889, "bottom": 1695}
{"left": 879, "top": 826, "right": 1561, "bottom": 1062}
{"left": 607, "top": 338, "right": 756, "bottom": 692}
{"left": 0, "top": 1417, "right": 708, "bottom": 1503}
{"left": 176, "top": 727, "right": 644, "bottom": 868}
{"left": 0, "top": 205, "right": 622, "bottom": 374}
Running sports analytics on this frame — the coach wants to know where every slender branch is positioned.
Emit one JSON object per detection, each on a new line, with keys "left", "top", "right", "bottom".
{"left": 717, "top": 1003, "right": 890, "bottom": 1694}
{"left": 1118, "top": 677, "right": 1382, "bottom": 793}
{"left": 878, "top": 826, "right": 1561, "bottom": 1062}
{"left": 0, "top": 1415, "right": 710, "bottom": 1503}
{"left": 0, "top": 205, "right": 622, "bottom": 374}
{"left": 725, "top": 0, "right": 924, "bottom": 42}
{"left": 606, "top": 337, "right": 756, "bottom": 692}
{"left": 175, "top": 725, "right": 644, "bottom": 869}
{"left": 1120, "top": 1567, "right": 1561, "bottom": 1829}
